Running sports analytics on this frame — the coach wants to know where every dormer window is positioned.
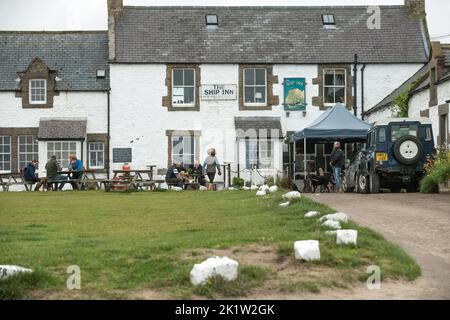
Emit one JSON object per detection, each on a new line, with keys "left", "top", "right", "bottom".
{"left": 322, "top": 14, "right": 335, "bottom": 28}
{"left": 29, "top": 79, "right": 47, "bottom": 104}
{"left": 206, "top": 14, "right": 218, "bottom": 26}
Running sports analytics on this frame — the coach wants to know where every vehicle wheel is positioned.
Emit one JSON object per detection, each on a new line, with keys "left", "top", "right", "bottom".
{"left": 357, "top": 173, "right": 370, "bottom": 194}
{"left": 393, "top": 135, "right": 422, "bottom": 165}
{"left": 342, "top": 175, "right": 354, "bottom": 193}
{"left": 369, "top": 170, "right": 380, "bottom": 193}
{"left": 406, "top": 183, "right": 419, "bottom": 193}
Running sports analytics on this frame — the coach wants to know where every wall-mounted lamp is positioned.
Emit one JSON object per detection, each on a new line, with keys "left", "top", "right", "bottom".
{"left": 286, "top": 111, "right": 290, "bottom": 117}
{"left": 302, "top": 111, "right": 307, "bottom": 117}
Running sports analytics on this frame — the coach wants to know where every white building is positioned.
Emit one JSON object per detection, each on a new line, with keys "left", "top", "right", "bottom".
{"left": 0, "top": 0, "right": 431, "bottom": 185}
{"left": 0, "top": 32, "right": 110, "bottom": 177}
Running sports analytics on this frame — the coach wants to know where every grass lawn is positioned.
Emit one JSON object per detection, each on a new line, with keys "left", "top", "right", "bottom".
{"left": 0, "top": 190, "right": 420, "bottom": 299}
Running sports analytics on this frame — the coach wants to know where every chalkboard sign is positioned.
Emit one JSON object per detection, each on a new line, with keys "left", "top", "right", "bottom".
{"left": 113, "top": 148, "right": 132, "bottom": 163}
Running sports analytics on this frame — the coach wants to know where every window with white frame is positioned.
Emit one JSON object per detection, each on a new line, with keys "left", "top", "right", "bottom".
{"left": 89, "top": 142, "right": 104, "bottom": 169}
{"left": 172, "top": 68, "right": 195, "bottom": 106}
{"left": 244, "top": 68, "right": 267, "bottom": 106}
{"left": 323, "top": 68, "right": 346, "bottom": 105}
{"left": 18, "top": 135, "right": 38, "bottom": 169}
{"left": 245, "top": 139, "right": 273, "bottom": 169}
{"left": 172, "top": 135, "right": 196, "bottom": 166}
{"left": 0, "top": 136, "right": 11, "bottom": 171}
{"left": 47, "top": 141, "right": 77, "bottom": 168}
{"left": 29, "top": 79, "right": 47, "bottom": 104}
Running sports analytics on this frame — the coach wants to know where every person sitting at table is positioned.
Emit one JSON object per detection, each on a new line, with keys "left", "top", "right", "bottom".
{"left": 68, "top": 155, "right": 83, "bottom": 190}
{"left": 24, "top": 159, "right": 46, "bottom": 191}
{"left": 165, "top": 161, "right": 185, "bottom": 188}
{"left": 45, "top": 155, "right": 65, "bottom": 190}
{"left": 189, "top": 160, "right": 206, "bottom": 186}
{"left": 203, "top": 148, "right": 221, "bottom": 183}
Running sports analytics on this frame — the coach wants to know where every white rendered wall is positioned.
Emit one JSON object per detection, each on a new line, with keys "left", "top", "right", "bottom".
{"left": 0, "top": 91, "right": 107, "bottom": 132}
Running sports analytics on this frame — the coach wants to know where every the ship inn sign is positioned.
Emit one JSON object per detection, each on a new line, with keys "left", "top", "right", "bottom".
{"left": 201, "top": 84, "right": 237, "bottom": 100}
{"left": 283, "top": 78, "right": 306, "bottom": 111}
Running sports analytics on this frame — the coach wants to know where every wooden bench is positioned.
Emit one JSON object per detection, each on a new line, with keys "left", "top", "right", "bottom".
{"left": 0, "top": 173, "right": 34, "bottom": 192}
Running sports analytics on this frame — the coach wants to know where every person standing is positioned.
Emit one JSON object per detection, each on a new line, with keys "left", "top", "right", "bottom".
{"left": 330, "top": 141, "right": 345, "bottom": 192}
{"left": 203, "top": 148, "right": 221, "bottom": 183}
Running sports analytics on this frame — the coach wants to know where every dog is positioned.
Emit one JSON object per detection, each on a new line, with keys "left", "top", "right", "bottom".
{"left": 311, "top": 168, "right": 334, "bottom": 193}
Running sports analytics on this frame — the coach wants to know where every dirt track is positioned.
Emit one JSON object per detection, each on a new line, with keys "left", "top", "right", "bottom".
{"left": 303, "top": 192, "right": 450, "bottom": 299}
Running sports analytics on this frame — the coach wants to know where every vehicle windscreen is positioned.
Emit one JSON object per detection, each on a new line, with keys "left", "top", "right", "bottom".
{"left": 391, "top": 124, "right": 418, "bottom": 141}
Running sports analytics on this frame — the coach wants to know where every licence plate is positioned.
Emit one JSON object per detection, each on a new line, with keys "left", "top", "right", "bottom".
{"left": 376, "top": 152, "right": 388, "bottom": 161}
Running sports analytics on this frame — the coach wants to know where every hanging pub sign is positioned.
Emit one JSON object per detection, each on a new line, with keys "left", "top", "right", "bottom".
{"left": 201, "top": 84, "right": 237, "bottom": 101}
{"left": 283, "top": 78, "right": 306, "bottom": 111}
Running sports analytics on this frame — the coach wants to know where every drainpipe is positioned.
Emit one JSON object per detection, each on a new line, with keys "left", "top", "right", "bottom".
{"left": 353, "top": 54, "right": 358, "bottom": 117}
{"left": 361, "top": 64, "right": 367, "bottom": 120}
{"left": 107, "top": 89, "right": 111, "bottom": 180}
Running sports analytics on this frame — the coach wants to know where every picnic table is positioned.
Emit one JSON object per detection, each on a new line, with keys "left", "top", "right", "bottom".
{"left": 55, "top": 169, "right": 104, "bottom": 190}
{"left": 0, "top": 172, "right": 34, "bottom": 192}
{"left": 102, "top": 167, "right": 156, "bottom": 191}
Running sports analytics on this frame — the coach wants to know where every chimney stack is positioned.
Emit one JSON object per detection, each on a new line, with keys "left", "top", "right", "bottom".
{"left": 107, "top": 0, "right": 123, "bottom": 62}
{"left": 404, "top": 0, "right": 426, "bottom": 19}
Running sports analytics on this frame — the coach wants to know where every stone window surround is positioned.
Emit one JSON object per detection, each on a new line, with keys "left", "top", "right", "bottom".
{"left": 15, "top": 57, "right": 58, "bottom": 109}
{"left": 0, "top": 128, "right": 39, "bottom": 173}
{"left": 437, "top": 103, "right": 449, "bottom": 146}
{"left": 162, "top": 64, "right": 201, "bottom": 112}
{"left": 87, "top": 133, "right": 109, "bottom": 170}
{"left": 165, "top": 130, "right": 201, "bottom": 167}
{"left": 238, "top": 64, "right": 279, "bottom": 111}
{"left": 312, "top": 64, "right": 353, "bottom": 110}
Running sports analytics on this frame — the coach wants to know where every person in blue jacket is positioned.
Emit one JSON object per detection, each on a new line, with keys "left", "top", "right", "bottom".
{"left": 24, "top": 159, "right": 46, "bottom": 191}
{"left": 68, "top": 155, "right": 83, "bottom": 190}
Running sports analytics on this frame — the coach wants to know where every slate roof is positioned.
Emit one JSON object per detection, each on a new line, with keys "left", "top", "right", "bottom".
{"left": 234, "top": 116, "right": 282, "bottom": 138}
{"left": 38, "top": 118, "right": 87, "bottom": 140}
{"left": 114, "top": 6, "right": 429, "bottom": 64}
{"left": 0, "top": 31, "right": 109, "bottom": 91}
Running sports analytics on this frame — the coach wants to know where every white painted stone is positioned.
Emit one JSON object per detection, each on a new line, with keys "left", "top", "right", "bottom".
{"left": 171, "top": 186, "right": 183, "bottom": 191}
{"left": 259, "top": 184, "right": 270, "bottom": 193}
{"left": 336, "top": 229, "right": 358, "bottom": 245}
{"left": 294, "top": 240, "right": 320, "bottom": 261}
{"left": 242, "top": 186, "right": 250, "bottom": 190}
{"left": 256, "top": 190, "right": 267, "bottom": 196}
{"left": 279, "top": 201, "right": 290, "bottom": 207}
{"left": 282, "top": 191, "right": 301, "bottom": 200}
{"left": 304, "top": 211, "right": 320, "bottom": 218}
{"left": 199, "top": 186, "right": 207, "bottom": 191}
{"left": 0, "top": 265, "right": 32, "bottom": 280}
{"left": 250, "top": 185, "right": 259, "bottom": 190}
{"left": 324, "top": 230, "right": 337, "bottom": 236}
{"left": 268, "top": 185, "right": 278, "bottom": 193}
{"left": 319, "top": 212, "right": 348, "bottom": 223}
{"left": 228, "top": 187, "right": 237, "bottom": 190}
{"left": 190, "top": 256, "right": 239, "bottom": 286}
{"left": 322, "top": 219, "right": 341, "bottom": 229}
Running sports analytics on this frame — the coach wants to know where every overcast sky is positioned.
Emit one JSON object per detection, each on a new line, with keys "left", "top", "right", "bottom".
{"left": 0, "top": 0, "right": 449, "bottom": 42}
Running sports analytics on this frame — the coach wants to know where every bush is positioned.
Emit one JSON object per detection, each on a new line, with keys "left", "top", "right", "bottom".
{"left": 420, "top": 146, "right": 450, "bottom": 193}
{"left": 265, "top": 176, "right": 275, "bottom": 187}
{"left": 276, "top": 174, "right": 293, "bottom": 189}
{"left": 232, "top": 177, "right": 244, "bottom": 188}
